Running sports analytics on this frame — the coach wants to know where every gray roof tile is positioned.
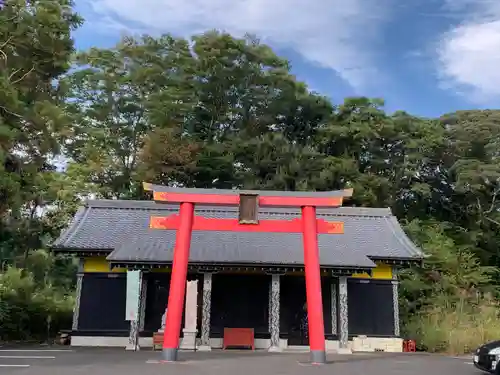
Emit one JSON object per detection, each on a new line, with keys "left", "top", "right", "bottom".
{"left": 52, "top": 199, "right": 423, "bottom": 268}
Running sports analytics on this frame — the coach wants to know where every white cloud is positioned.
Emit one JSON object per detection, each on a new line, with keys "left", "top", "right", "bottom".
{"left": 78, "top": 0, "right": 393, "bottom": 91}
{"left": 437, "top": 0, "right": 500, "bottom": 103}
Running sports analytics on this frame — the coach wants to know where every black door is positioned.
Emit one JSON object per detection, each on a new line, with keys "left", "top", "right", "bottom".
{"left": 348, "top": 279, "right": 395, "bottom": 336}
{"left": 78, "top": 273, "right": 129, "bottom": 333}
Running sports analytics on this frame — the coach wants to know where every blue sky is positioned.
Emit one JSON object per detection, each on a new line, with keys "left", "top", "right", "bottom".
{"left": 72, "top": 0, "right": 500, "bottom": 118}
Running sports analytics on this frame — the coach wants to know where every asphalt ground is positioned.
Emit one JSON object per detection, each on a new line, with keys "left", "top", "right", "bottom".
{"left": 0, "top": 346, "right": 480, "bottom": 375}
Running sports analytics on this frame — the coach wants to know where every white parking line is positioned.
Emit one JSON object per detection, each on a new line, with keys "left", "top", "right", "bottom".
{"left": 0, "top": 349, "right": 72, "bottom": 352}
{"left": 0, "top": 349, "right": 72, "bottom": 368}
{"left": 0, "top": 356, "right": 55, "bottom": 359}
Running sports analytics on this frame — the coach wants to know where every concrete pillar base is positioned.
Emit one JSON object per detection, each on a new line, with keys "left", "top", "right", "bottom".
{"left": 161, "top": 348, "right": 178, "bottom": 362}
{"left": 180, "top": 329, "right": 197, "bottom": 350}
{"left": 310, "top": 350, "right": 326, "bottom": 364}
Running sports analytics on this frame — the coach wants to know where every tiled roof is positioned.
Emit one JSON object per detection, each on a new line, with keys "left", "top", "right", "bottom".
{"left": 52, "top": 199, "right": 423, "bottom": 268}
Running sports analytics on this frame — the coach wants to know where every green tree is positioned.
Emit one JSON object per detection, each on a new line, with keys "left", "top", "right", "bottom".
{"left": 438, "top": 111, "right": 500, "bottom": 265}
{"left": 0, "top": 0, "right": 81, "bottom": 214}
{"left": 0, "top": 0, "right": 81, "bottom": 269}
{"left": 316, "top": 98, "right": 447, "bottom": 210}
{"left": 61, "top": 35, "right": 195, "bottom": 198}
{"left": 66, "top": 31, "right": 333, "bottom": 191}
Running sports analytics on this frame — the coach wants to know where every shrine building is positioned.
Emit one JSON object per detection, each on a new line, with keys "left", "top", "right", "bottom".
{"left": 52, "top": 185, "right": 423, "bottom": 362}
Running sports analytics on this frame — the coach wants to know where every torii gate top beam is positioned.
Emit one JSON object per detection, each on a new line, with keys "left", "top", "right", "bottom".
{"left": 143, "top": 183, "right": 353, "bottom": 208}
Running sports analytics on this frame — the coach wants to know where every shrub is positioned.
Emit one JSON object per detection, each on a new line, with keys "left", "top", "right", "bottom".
{"left": 0, "top": 266, "right": 74, "bottom": 341}
{"left": 405, "top": 294, "right": 500, "bottom": 354}
{"left": 401, "top": 219, "right": 500, "bottom": 354}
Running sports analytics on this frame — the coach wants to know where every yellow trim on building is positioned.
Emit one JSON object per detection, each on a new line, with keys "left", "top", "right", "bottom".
{"left": 350, "top": 263, "right": 393, "bottom": 280}
{"left": 83, "top": 257, "right": 171, "bottom": 273}
{"left": 82, "top": 256, "right": 393, "bottom": 279}
{"left": 83, "top": 257, "right": 126, "bottom": 273}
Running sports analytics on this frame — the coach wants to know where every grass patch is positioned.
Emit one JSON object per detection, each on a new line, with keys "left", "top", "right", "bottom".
{"left": 406, "top": 295, "right": 500, "bottom": 354}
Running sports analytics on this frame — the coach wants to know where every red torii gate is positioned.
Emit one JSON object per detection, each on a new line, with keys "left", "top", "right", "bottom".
{"left": 144, "top": 184, "right": 352, "bottom": 364}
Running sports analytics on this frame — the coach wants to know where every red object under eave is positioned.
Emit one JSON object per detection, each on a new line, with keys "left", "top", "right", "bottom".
{"left": 403, "top": 340, "right": 416, "bottom": 352}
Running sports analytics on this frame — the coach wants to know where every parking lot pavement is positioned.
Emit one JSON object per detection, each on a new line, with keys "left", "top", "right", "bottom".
{"left": 0, "top": 348, "right": 479, "bottom": 375}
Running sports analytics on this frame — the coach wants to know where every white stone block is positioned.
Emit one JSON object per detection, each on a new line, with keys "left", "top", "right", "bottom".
{"left": 180, "top": 329, "right": 197, "bottom": 350}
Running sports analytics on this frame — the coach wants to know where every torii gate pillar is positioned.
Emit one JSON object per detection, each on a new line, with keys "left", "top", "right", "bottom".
{"left": 161, "top": 202, "right": 194, "bottom": 362}
{"left": 302, "top": 205, "right": 326, "bottom": 364}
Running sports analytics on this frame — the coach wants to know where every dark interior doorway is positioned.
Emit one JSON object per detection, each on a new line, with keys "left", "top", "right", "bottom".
{"left": 281, "top": 276, "right": 308, "bottom": 346}
{"left": 144, "top": 273, "right": 171, "bottom": 333}
{"left": 143, "top": 272, "right": 201, "bottom": 335}
{"left": 210, "top": 273, "right": 269, "bottom": 337}
{"left": 280, "top": 275, "right": 333, "bottom": 346}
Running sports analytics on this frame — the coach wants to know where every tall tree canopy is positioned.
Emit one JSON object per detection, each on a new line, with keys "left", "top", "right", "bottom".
{"left": 0, "top": 0, "right": 81, "bottom": 341}
{"left": 0, "top": 0, "right": 81, "bottom": 214}
{"left": 61, "top": 30, "right": 500, "bottom": 284}
{"left": 0, "top": 0, "right": 81, "bottom": 266}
